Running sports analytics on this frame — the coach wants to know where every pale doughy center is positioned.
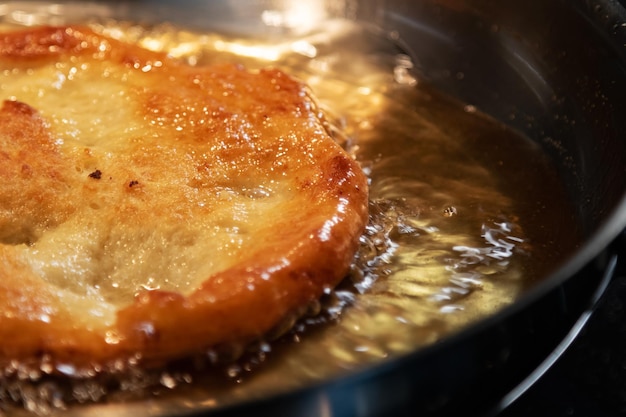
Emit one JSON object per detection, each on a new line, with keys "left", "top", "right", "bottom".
{"left": 1, "top": 59, "right": 285, "bottom": 314}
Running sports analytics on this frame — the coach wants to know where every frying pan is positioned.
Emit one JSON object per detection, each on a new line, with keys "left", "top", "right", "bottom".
{"left": 3, "top": 0, "right": 626, "bottom": 416}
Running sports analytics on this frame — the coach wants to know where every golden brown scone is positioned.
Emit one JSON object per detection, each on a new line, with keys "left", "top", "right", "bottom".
{"left": 0, "top": 26, "right": 368, "bottom": 369}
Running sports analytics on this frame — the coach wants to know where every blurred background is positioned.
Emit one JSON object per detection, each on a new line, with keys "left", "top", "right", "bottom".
{"left": 502, "top": 230, "right": 626, "bottom": 417}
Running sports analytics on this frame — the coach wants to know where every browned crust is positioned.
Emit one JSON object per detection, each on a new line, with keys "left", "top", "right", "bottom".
{"left": 0, "top": 26, "right": 368, "bottom": 368}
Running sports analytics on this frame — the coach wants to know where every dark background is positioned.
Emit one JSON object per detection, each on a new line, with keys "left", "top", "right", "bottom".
{"left": 500, "top": 231, "right": 626, "bottom": 417}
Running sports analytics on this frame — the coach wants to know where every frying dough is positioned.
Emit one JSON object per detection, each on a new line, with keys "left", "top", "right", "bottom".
{"left": 0, "top": 26, "right": 368, "bottom": 368}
